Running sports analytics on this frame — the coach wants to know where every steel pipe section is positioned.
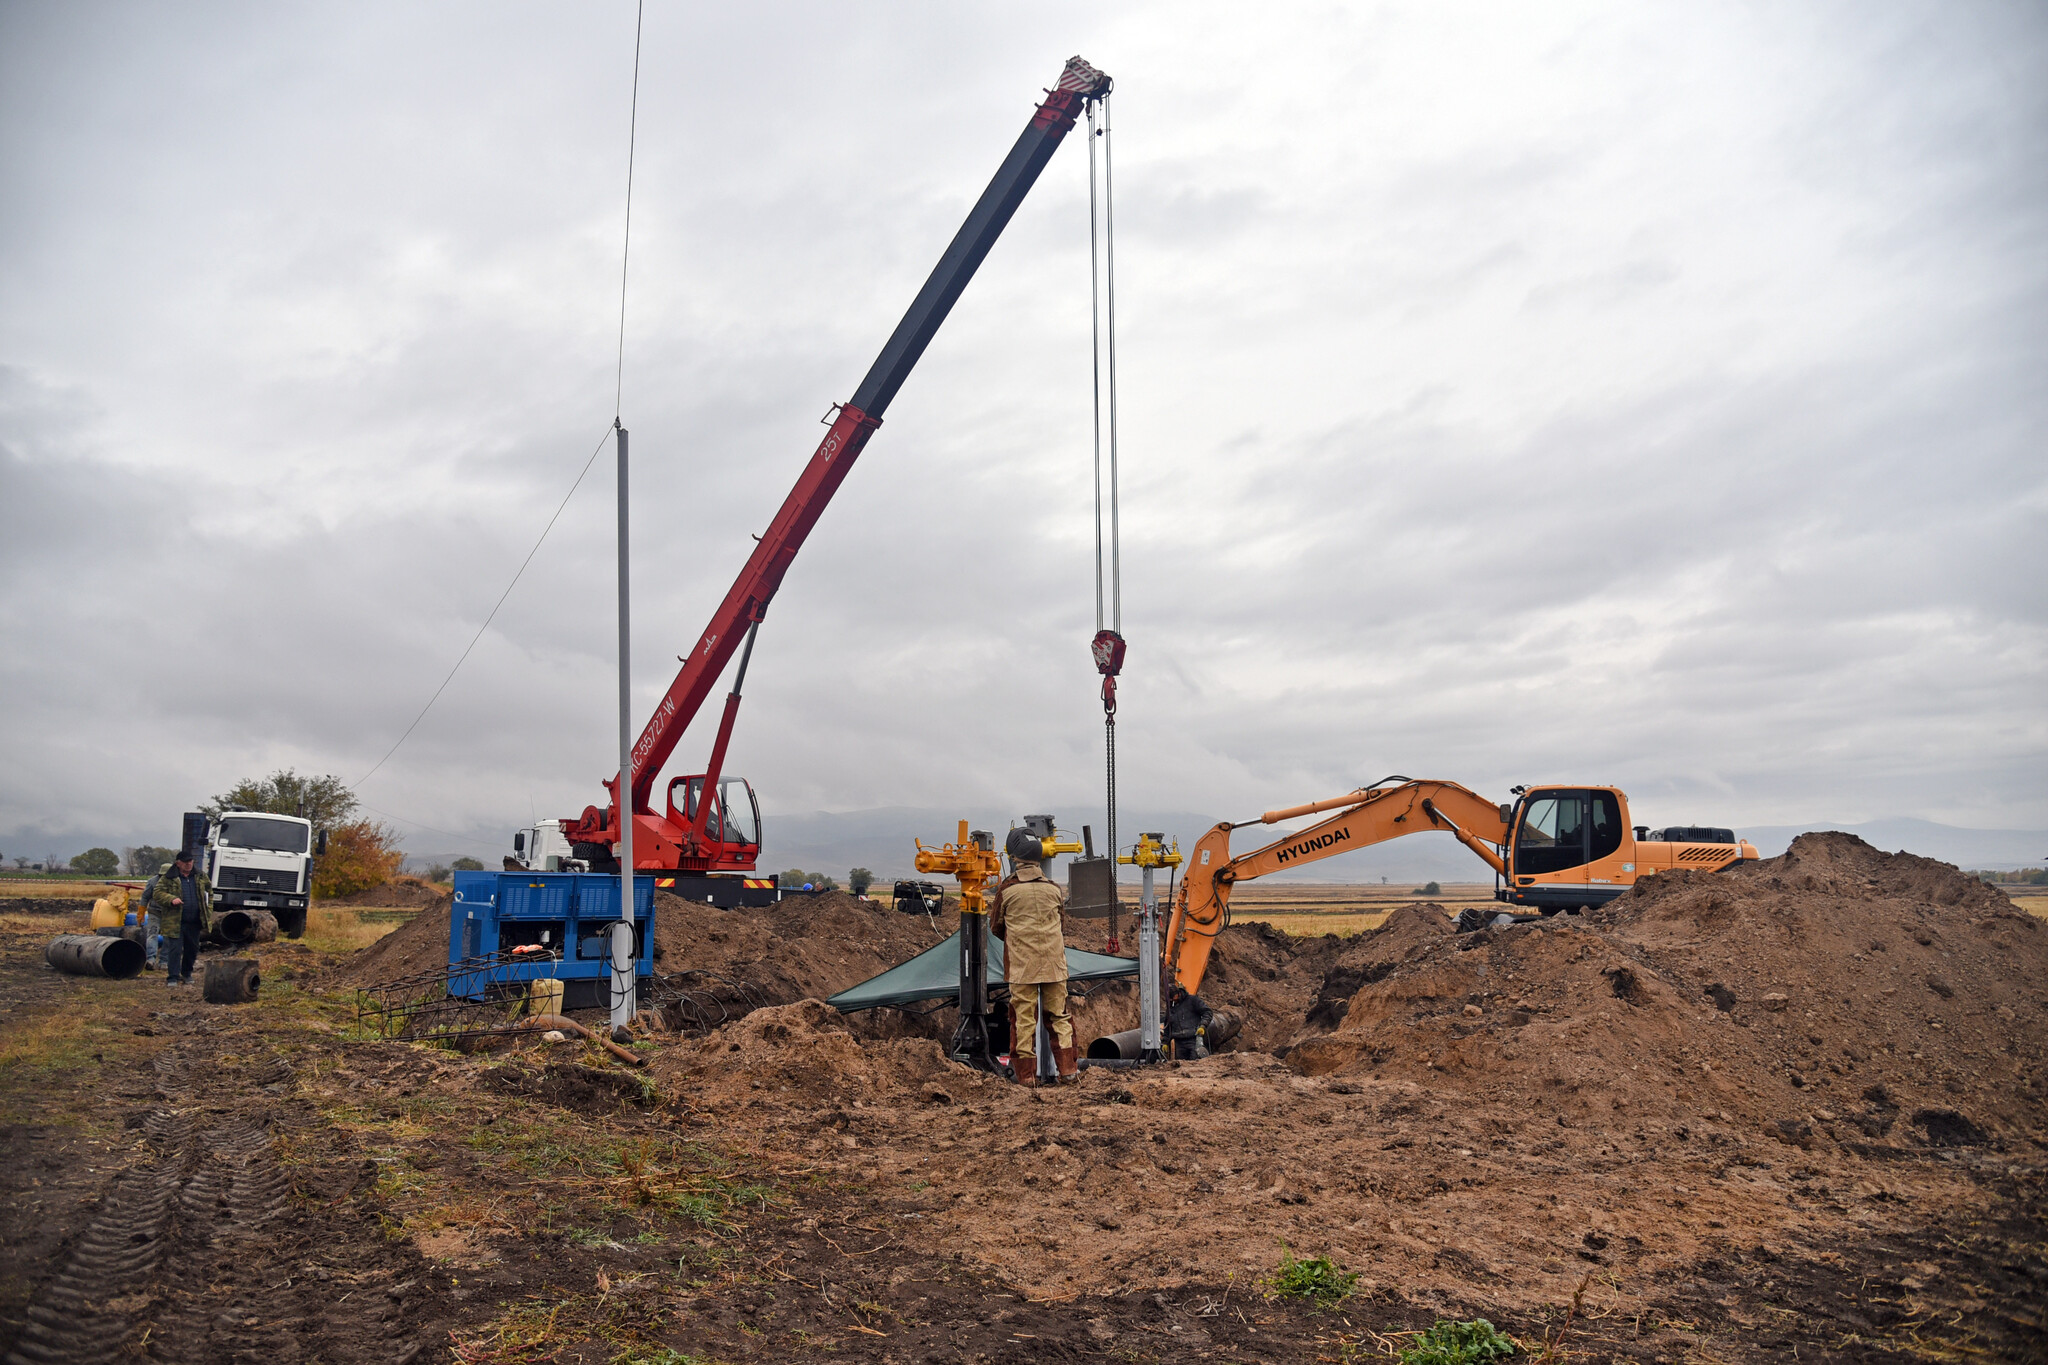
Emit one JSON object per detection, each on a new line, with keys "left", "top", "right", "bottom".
{"left": 214, "top": 910, "right": 278, "bottom": 945}
{"left": 46, "top": 934, "right": 147, "bottom": 980}
{"left": 1086, "top": 1027, "right": 1144, "bottom": 1061}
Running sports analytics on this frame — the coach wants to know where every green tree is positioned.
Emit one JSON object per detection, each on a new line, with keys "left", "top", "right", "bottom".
{"left": 777, "top": 867, "right": 838, "bottom": 892}
{"left": 70, "top": 847, "right": 120, "bottom": 877}
{"left": 451, "top": 856, "right": 485, "bottom": 872}
{"left": 424, "top": 863, "right": 452, "bottom": 883}
{"left": 1412, "top": 880, "right": 1442, "bottom": 896}
{"left": 848, "top": 867, "right": 874, "bottom": 896}
{"left": 206, "top": 769, "right": 358, "bottom": 829}
{"left": 126, "top": 845, "right": 178, "bottom": 876}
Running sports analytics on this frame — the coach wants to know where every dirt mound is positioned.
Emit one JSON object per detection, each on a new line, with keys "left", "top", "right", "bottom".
{"left": 318, "top": 874, "right": 446, "bottom": 908}
{"left": 1173, "top": 901, "right": 1457, "bottom": 1052}
{"left": 0, "top": 898, "right": 95, "bottom": 917}
{"left": 331, "top": 891, "right": 455, "bottom": 986}
{"left": 329, "top": 886, "right": 958, "bottom": 1019}
{"left": 652, "top": 999, "right": 975, "bottom": 1108}
{"left": 1283, "top": 833, "right": 2047, "bottom": 1149}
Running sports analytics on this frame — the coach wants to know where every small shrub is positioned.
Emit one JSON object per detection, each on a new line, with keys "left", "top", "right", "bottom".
{"left": 312, "top": 819, "right": 405, "bottom": 897}
{"left": 1412, "top": 880, "right": 1442, "bottom": 897}
{"left": 1268, "top": 1249, "right": 1358, "bottom": 1308}
{"left": 1400, "top": 1318, "right": 1516, "bottom": 1364}
{"left": 451, "top": 856, "right": 485, "bottom": 872}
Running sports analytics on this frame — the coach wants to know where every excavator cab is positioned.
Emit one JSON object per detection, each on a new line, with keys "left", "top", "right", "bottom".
{"left": 665, "top": 775, "right": 762, "bottom": 871}
{"left": 1505, "top": 787, "right": 1628, "bottom": 911}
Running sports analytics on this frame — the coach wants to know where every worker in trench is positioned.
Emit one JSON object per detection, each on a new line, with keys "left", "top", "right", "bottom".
{"left": 991, "top": 828, "right": 1077, "bottom": 1085}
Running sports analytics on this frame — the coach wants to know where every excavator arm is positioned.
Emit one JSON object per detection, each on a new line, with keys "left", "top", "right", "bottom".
{"left": 1164, "top": 779, "right": 1512, "bottom": 997}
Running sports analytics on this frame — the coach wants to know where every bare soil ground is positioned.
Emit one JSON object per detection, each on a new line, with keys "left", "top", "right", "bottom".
{"left": 2, "top": 833, "right": 2043, "bottom": 1363}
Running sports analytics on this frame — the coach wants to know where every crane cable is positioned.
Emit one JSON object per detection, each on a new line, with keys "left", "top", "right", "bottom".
{"left": 1086, "top": 91, "right": 1126, "bottom": 951}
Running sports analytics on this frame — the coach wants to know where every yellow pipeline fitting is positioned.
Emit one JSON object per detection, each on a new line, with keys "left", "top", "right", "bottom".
{"left": 1118, "top": 832, "right": 1183, "bottom": 869}
{"left": 914, "top": 820, "right": 1004, "bottom": 917}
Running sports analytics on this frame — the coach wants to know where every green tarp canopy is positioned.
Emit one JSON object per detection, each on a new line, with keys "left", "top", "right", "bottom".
{"left": 827, "top": 932, "right": 1138, "bottom": 1013}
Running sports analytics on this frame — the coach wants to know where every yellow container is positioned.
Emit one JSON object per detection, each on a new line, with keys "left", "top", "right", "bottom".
{"left": 526, "top": 978, "right": 564, "bottom": 1018}
{"left": 89, "top": 887, "right": 132, "bottom": 931}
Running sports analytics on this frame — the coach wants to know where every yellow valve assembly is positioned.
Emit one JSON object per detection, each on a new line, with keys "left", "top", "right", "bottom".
{"left": 1118, "top": 832, "right": 1182, "bottom": 870}
{"left": 913, "top": 821, "right": 1008, "bottom": 1074}
{"left": 913, "top": 820, "right": 1001, "bottom": 916}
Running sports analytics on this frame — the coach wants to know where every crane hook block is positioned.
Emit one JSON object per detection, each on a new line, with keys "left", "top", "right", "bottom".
{"left": 1091, "top": 629, "right": 1126, "bottom": 678}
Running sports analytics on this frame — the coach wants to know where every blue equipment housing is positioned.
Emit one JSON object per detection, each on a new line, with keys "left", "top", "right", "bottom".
{"left": 449, "top": 870, "right": 656, "bottom": 1009}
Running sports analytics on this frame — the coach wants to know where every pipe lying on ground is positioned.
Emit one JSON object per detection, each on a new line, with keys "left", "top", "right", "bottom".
{"left": 508, "top": 1013, "right": 648, "bottom": 1067}
{"left": 1087, "top": 1027, "right": 1145, "bottom": 1061}
{"left": 203, "top": 957, "right": 261, "bottom": 1004}
{"left": 213, "top": 910, "right": 278, "bottom": 945}
{"left": 46, "top": 934, "right": 146, "bottom": 980}
{"left": 1086, "top": 1007, "right": 1244, "bottom": 1062}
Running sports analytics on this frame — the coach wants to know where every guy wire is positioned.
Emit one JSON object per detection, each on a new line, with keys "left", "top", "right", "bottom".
{"left": 356, "top": 9, "right": 648, "bottom": 792}
{"left": 615, "top": 0, "right": 644, "bottom": 418}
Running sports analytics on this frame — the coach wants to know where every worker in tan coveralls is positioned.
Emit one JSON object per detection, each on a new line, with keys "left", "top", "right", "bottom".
{"left": 991, "top": 827, "right": 1076, "bottom": 1085}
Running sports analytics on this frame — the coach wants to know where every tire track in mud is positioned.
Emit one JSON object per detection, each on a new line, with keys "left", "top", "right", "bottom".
{"left": 5, "top": 1047, "right": 419, "bottom": 1365}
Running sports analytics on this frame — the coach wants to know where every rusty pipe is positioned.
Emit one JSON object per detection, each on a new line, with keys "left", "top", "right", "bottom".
{"left": 512, "top": 1013, "right": 647, "bottom": 1068}
{"left": 46, "top": 934, "right": 146, "bottom": 980}
{"left": 213, "top": 910, "right": 279, "bottom": 945}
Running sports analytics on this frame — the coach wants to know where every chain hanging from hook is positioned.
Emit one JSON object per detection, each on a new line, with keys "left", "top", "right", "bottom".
{"left": 1087, "top": 89, "right": 1127, "bottom": 952}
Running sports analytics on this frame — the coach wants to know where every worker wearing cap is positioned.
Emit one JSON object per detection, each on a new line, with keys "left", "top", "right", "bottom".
{"left": 991, "top": 828, "right": 1076, "bottom": 1085}
{"left": 150, "top": 850, "right": 212, "bottom": 987}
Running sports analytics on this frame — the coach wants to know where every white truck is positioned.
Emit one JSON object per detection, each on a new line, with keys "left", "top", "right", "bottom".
{"left": 190, "top": 807, "right": 325, "bottom": 939}
{"left": 509, "top": 819, "right": 588, "bottom": 873}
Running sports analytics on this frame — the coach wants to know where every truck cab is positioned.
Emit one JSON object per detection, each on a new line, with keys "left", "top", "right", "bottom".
{"left": 1499, "top": 786, "right": 1758, "bottom": 912}
{"left": 511, "top": 819, "right": 587, "bottom": 873}
{"left": 200, "top": 809, "right": 319, "bottom": 938}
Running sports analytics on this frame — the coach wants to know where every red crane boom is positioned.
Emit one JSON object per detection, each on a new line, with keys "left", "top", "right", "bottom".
{"left": 560, "top": 56, "right": 1112, "bottom": 893}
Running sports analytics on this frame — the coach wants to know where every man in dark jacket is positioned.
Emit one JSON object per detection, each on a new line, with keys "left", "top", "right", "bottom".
{"left": 150, "top": 851, "right": 211, "bottom": 986}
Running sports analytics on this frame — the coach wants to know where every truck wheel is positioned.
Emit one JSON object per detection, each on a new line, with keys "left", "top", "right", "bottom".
{"left": 277, "top": 907, "right": 306, "bottom": 940}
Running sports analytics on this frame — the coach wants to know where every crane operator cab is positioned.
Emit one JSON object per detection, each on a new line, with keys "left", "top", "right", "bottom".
{"left": 666, "top": 774, "right": 762, "bottom": 872}
{"left": 1499, "top": 785, "right": 1757, "bottom": 914}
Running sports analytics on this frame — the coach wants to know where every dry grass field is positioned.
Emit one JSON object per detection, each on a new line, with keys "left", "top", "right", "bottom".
{"left": 1222, "top": 880, "right": 1499, "bottom": 936}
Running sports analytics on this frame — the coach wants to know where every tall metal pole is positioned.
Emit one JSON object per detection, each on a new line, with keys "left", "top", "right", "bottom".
{"left": 611, "top": 421, "right": 637, "bottom": 1036}
{"left": 1138, "top": 859, "right": 1162, "bottom": 1061}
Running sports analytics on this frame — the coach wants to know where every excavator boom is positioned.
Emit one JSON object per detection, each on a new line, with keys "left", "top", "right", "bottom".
{"left": 1163, "top": 777, "right": 1757, "bottom": 997}
{"left": 1165, "top": 779, "right": 1510, "bottom": 997}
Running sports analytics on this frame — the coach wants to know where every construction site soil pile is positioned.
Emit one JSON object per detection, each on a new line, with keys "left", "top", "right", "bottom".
{"left": 9, "top": 833, "right": 2042, "bottom": 1360}
{"left": 318, "top": 873, "right": 447, "bottom": 909}
{"left": 332, "top": 887, "right": 959, "bottom": 1019}
{"left": 640, "top": 833, "right": 2045, "bottom": 1354}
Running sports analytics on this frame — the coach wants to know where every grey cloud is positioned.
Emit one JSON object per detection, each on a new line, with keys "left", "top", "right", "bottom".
{"left": 2, "top": 2, "right": 2043, "bottom": 868}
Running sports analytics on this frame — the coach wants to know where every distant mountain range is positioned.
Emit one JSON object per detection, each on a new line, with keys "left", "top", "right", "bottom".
{"left": 381, "top": 810, "right": 2048, "bottom": 885}
{"left": 737, "top": 807, "right": 2048, "bottom": 884}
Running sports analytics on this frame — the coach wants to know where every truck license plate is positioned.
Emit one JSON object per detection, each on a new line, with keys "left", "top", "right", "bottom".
{"left": 244, "top": 899, "right": 269, "bottom": 908}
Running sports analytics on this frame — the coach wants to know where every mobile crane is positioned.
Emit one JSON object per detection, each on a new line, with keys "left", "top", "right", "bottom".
{"left": 1163, "top": 778, "right": 1758, "bottom": 996}
{"left": 532, "top": 57, "right": 1114, "bottom": 904}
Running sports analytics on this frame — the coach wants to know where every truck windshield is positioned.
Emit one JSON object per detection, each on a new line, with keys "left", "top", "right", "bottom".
{"left": 219, "top": 816, "right": 308, "bottom": 854}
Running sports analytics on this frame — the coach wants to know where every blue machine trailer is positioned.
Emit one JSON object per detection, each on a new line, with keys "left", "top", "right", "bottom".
{"left": 449, "top": 870, "right": 655, "bottom": 1009}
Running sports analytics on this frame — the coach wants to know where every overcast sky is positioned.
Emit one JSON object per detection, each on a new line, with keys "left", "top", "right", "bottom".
{"left": 2, "top": 1, "right": 2043, "bottom": 863}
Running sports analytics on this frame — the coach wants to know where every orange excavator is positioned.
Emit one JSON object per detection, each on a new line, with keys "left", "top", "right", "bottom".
{"left": 1163, "top": 778, "right": 1758, "bottom": 996}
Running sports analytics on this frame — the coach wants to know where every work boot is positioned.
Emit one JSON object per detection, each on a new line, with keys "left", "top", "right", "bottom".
{"left": 1054, "top": 1043, "right": 1079, "bottom": 1083}
{"left": 1011, "top": 1053, "right": 1038, "bottom": 1087}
